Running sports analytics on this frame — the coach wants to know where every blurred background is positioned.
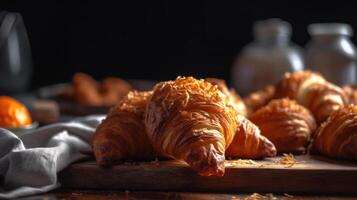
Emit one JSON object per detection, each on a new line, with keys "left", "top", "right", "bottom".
{"left": 2, "top": 0, "right": 356, "bottom": 89}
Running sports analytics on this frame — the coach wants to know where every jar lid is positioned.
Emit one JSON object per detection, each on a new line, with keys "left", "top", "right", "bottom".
{"left": 308, "top": 23, "right": 353, "bottom": 36}
{"left": 253, "top": 18, "right": 292, "bottom": 38}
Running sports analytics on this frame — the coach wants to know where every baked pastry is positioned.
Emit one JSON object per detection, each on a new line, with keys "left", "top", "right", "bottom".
{"left": 206, "top": 78, "right": 248, "bottom": 116}
{"left": 145, "top": 77, "right": 237, "bottom": 176}
{"left": 274, "top": 71, "right": 326, "bottom": 100}
{"left": 303, "top": 82, "right": 347, "bottom": 124}
{"left": 226, "top": 115, "right": 277, "bottom": 159}
{"left": 72, "top": 72, "right": 103, "bottom": 106}
{"left": 274, "top": 71, "right": 347, "bottom": 124}
{"left": 312, "top": 105, "right": 357, "bottom": 160}
{"left": 244, "top": 85, "right": 275, "bottom": 116}
{"left": 100, "top": 77, "right": 133, "bottom": 105}
{"left": 343, "top": 85, "right": 357, "bottom": 105}
{"left": 92, "top": 91, "right": 154, "bottom": 165}
{"left": 62, "top": 72, "right": 132, "bottom": 106}
{"left": 250, "top": 99, "right": 316, "bottom": 154}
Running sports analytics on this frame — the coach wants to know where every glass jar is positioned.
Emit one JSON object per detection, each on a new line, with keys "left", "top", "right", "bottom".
{"left": 305, "top": 23, "right": 357, "bottom": 85}
{"left": 231, "top": 19, "right": 304, "bottom": 96}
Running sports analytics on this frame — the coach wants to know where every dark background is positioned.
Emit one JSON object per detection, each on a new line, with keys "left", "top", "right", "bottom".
{"left": 2, "top": 0, "right": 356, "bottom": 88}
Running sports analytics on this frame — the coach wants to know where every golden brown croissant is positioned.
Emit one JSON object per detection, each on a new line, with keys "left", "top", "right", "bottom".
{"left": 312, "top": 105, "right": 357, "bottom": 160}
{"left": 226, "top": 115, "right": 277, "bottom": 159}
{"left": 206, "top": 78, "right": 248, "bottom": 117}
{"left": 250, "top": 99, "right": 316, "bottom": 154}
{"left": 274, "top": 71, "right": 347, "bottom": 124}
{"left": 92, "top": 91, "right": 154, "bottom": 165}
{"left": 244, "top": 85, "right": 275, "bottom": 116}
{"left": 342, "top": 85, "right": 357, "bottom": 105}
{"left": 303, "top": 82, "right": 348, "bottom": 124}
{"left": 145, "top": 77, "right": 237, "bottom": 176}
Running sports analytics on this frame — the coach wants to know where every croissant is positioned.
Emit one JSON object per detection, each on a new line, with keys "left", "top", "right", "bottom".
{"left": 72, "top": 72, "right": 103, "bottom": 106}
{"left": 274, "top": 71, "right": 347, "bottom": 124}
{"left": 226, "top": 115, "right": 277, "bottom": 159}
{"left": 250, "top": 99, "right": 316, "bottom": 154}
{"left": 312, "top": 105, "right": 357, "bottom": 160}
{"left": 343, "top": 85, "right": 357, "bottom": 105}
{"left": 206, "top": 78, "right": 248, "bottom": 117}
{"left": 145, "top": 77, "right": 237, "bottom": 176}
{"left": 244, "top": 85, "right": 275, "bottom": 116}
{"left": 92, "top": 91, "right": 154, "bottom": 165}
{"left": 68, "top": 72, "right": 132, "bottom": 106}
{"left": 100, "top": 77, "right": 133, "bottom": 105}
{"left": 303, "top": 82, "right": 348, "bottom": 124}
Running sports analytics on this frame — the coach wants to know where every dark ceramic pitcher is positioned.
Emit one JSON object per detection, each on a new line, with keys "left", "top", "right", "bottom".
{"left": 0, "top": 11, "right": 32, "bottom": 93}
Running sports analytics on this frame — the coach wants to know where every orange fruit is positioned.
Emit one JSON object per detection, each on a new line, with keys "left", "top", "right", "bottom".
{"left": 0, "top": 96, "right": 32, "bottom": 127}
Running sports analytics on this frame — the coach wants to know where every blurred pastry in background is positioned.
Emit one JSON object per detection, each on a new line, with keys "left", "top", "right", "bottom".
{"left": 243, "top": 85, "right": 275, "bottom": 116}
{"left": 274, "top": 70, "right": 348, "bottom": 124}
{"left": 101, "top": 77, "right": 133, "bottom": 105}
{"left": 0, "top": 96, "right": 32, "bottom": 127}
{"left": 250, "top": 98, "right": 316, "bottom": 154}
{"left": 206, "top": 78, "right": 248, "bottom": 117}
{"left": 61, "top": 72, "right": 132, "bottom": 106}
{"left": 71, "top": 72, "right": 103, "bottom": 105}
{"left": 274, "top": 71, "right": 325, "bottom": 100}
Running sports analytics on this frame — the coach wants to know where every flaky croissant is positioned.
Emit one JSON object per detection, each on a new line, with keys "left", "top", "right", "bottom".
{"left": 250, "top": 99, "right": 316, "bottom": 154}
{"left": 226, "top": 115, "right": 277, "bottom": 159}
{"left": 244, "top": 85, "right": 275, "bottom": 116}
{"left": 145, "top": 77, "right": 237, "bottom": 176}
{"left": 312, "top": 105, "right": 357, "bottom": 160}
{"left": 303, "top": 82, "right": 348, "bottom": 124}
{"left": 206, "top": 78, "right": 248, "bottom": 117}
{"left": 92, "top": 91, "right": 154, "bottom": 165}
{"left": 274, "top": 71, "right": 347, "bottom": 124}
{"left": 343, "top": 85, "right": 357, "bottom": 105}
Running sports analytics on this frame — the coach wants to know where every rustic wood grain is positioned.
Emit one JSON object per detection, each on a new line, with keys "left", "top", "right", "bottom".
{"left": 58, "top": 155, "right": 357, "bottom": 194}
{"left": 17, "top": 190, "right": 357, "bottom": 200}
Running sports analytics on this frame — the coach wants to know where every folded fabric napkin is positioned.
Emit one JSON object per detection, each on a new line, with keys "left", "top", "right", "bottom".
{"left": 0, "top": 115, "right": 105, "bottom": 199}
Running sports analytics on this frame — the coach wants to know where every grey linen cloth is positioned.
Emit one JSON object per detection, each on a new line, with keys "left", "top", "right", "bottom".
{"left": 0, "top": 115, "right": 105, "bottom": 199}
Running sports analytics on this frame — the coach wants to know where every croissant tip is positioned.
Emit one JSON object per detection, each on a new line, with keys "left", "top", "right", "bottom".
{"left": 197, "top": 166, "right": 225, "bottom": 177}
{"left": 95, "top": 153, "right": 115, "bottom": 166}
{"left": 184, "top": 145, "right": 226, "bottom": 176}
{"left": 269, "top": 148, "right": 278, "bottom": 157}
{"left": 93, "top": 142, "right": 125, "bottom": 166}
{"left": 263, "top": 138, "right": 278, "bottom": 157}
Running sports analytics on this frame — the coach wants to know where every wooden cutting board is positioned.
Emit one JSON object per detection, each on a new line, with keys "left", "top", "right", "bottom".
{"left": 59, "top": 155, "right": 357, "bottom": 194}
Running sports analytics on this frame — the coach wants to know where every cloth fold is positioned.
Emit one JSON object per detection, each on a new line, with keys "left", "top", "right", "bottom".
{"left": 0, "top": 115, "right": 104, "bottom": 199}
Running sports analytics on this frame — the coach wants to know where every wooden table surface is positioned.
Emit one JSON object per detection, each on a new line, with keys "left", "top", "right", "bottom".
{"left": 59, "top": 155, "right": 357, "bottom": 194}
{"left": 17, "top": 189, "right": 357, "bottom": 200}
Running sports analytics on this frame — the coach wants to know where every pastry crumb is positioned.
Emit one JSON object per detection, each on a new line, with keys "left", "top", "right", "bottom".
{"left": 227, "top": 159, "right": 258, "bottom": 167}
{"left": 243, "top": 193, "right": 277, "bottom": 200}
{"left": 151, "top": 157, "right": 160, "bottom": 166}
{"left": 277, "top": 153, "right": 298, "bottom": 167}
